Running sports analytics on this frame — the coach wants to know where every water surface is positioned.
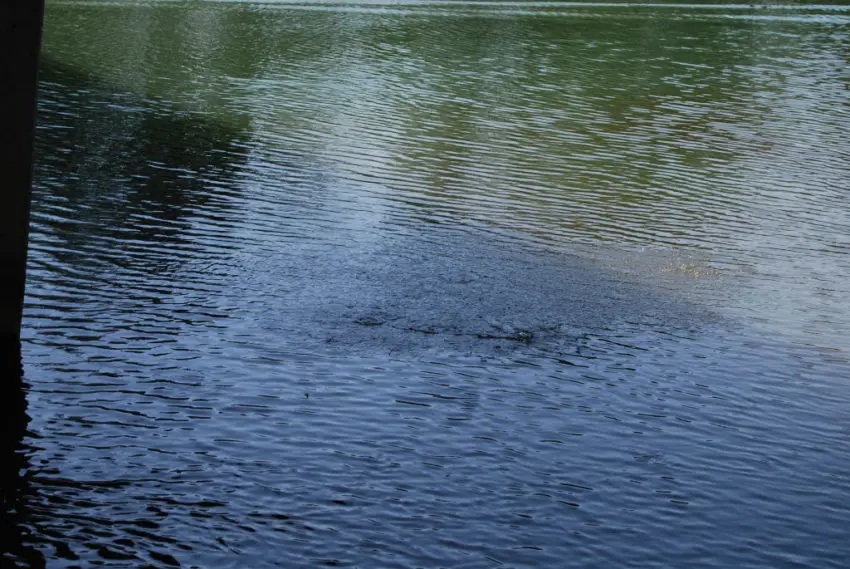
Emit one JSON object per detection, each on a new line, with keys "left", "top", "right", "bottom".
{"left": 5, "top": 1, "right": 850, "bottom": 567}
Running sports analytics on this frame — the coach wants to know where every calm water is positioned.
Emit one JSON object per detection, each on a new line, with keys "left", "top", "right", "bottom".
{"left": 4, "top": 1, "right": 850, "bottom": 567}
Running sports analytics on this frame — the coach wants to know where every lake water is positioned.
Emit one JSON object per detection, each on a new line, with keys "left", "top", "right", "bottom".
{"left": 4, "top": 1, "right": 850, "bottom": 567}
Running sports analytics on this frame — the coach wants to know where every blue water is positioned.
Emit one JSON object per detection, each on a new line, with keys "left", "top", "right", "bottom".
{"left": 5, "top": 1, "right": 850, "bottom": 567}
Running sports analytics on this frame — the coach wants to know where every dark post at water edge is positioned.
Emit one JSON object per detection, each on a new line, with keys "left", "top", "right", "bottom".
{"left": 1, "top": 5, "right": 42, "bottom": 546}
{"left": 1, "top": 0, "right": 45, "bottom": 347}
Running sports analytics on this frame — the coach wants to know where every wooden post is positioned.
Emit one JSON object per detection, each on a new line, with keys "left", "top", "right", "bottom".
{"left": 0, "top": 0, "right": 45, "bottom": 345}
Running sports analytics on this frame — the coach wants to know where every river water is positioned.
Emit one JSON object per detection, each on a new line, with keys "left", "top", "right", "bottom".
{"left": 5, "top": 1, "right": 850, "bottom": 567}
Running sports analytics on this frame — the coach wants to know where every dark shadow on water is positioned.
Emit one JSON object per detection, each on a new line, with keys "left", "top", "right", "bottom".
{"left": 32, "top": 56, "right": 251, "bottom": 287}
{"left": 0, "top": 344, "right": 44, "bottom": 568}
{"left": 25, "top": 55, "right": 253, "bottom": 356}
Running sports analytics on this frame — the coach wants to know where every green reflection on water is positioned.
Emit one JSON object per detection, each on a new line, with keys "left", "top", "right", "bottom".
{"left": 42, "top": 1, "right": 846, "bottom": 240}
{"left": 40, "top": 1, "right": 850, "bottom": 346}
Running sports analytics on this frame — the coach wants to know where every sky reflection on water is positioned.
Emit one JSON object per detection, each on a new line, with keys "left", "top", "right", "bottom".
{"left": 6, "top": 1, "right": 850, "bottom": 567}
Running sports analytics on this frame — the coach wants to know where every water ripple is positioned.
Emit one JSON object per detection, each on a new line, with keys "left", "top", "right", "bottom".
{"left": 8, "top": 2, "right": 850, "bottom": 568}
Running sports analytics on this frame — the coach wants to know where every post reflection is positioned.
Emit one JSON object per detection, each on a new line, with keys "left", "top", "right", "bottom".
{"left": 0, "top": 344, "right": 44, "bottom": 568}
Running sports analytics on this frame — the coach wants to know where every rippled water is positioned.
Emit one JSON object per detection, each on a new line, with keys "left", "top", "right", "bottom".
{"left": 4, "top": 1, "right": 850, "bottom": 567}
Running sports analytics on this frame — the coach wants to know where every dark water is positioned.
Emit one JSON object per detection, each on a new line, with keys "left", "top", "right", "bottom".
{"left": 5, "top": 1, "right": 850, "bottom": 567}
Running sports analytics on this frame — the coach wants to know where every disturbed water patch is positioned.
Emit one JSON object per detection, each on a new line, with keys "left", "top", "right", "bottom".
{"left": 247, "top": 227, "right": 718, "bottom": 360}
